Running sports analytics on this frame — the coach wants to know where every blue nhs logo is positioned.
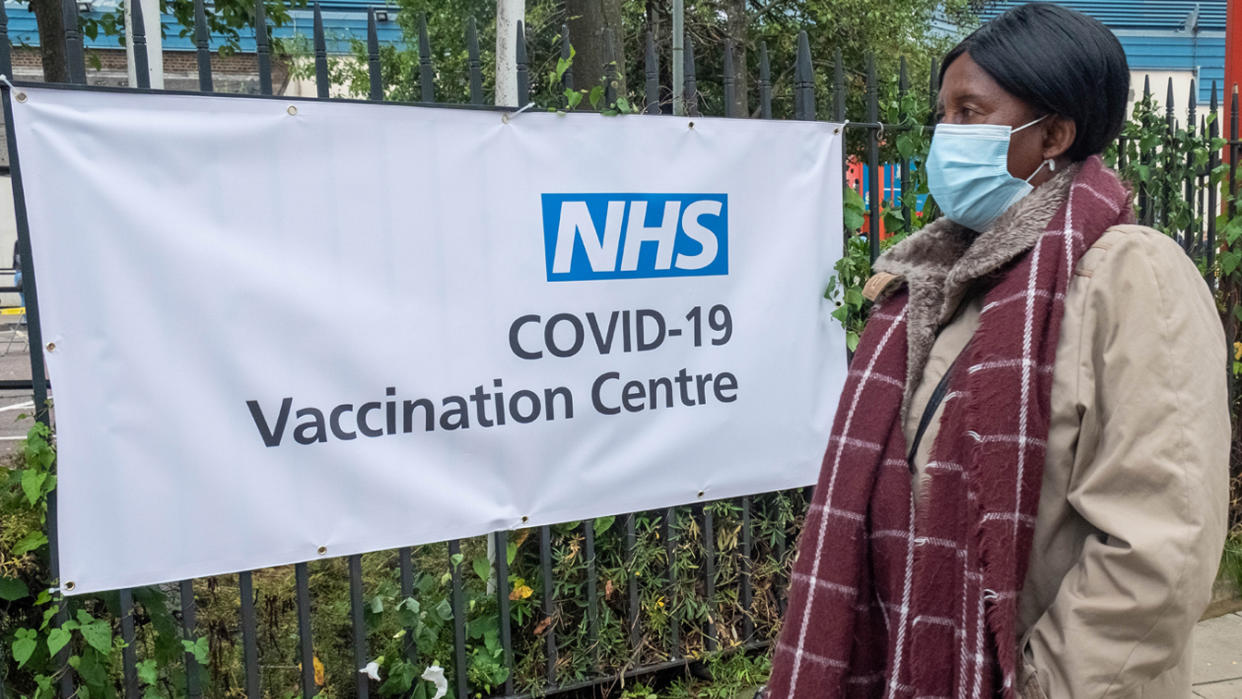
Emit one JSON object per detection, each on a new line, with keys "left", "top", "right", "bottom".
{"left": 541, "top": 193, "right": 728, "bottom": 281}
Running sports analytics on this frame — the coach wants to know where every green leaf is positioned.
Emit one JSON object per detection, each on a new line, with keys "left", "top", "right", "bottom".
{"left": 378, "top": 658, "right": 417, "bottom": 695}
{"left": 506, "top": 542, "right": 517, "bottom": 566}
{"left": 565, "top": 90, "right": 584, "bottom": 110}
{"left": 370, "top": 595, "right": 384, "bottom": 614}
{"left": 21, "top": 468, "right": 48, "bottom": 506}
{"left": 844, "top": 287, "right": 864, "bottom": 308}
{"left": 588, "top": 85, "right": 604, "bottom": 109}
{"left": 0, "top": 576, "right": 30, "bottom": 601}
{"left": 615, "top": 97, "right": 631, "bottom": 113}
{"left": 13, "top": 627, "right": 38, "bottom": 667}
{"left": 14, "top": 530, "right": 48, "bottom": 556}
{"left": 846, "top": 330, "right": 861, "bottom": 352}
{"left": 181, "top": 636, "right": 209, "bottom": 666}
{"left": 80, "top": 619, "right": 112, "bottom": 655}
{"left": 593, "top": 515, "right": 615, "bottom": 538}
{"left": 137, "top": 658, "right": 158, "bottom": 685}
{"left": 47, "top": 627, "right": 71, "bottom": 656}
{"left": 472, "top": 556, "right": 490, "bottom": 584}
{"left": 450, "top": 552, "right": 464, "bottom": 569}
{"left": 1221, "top": 251, "right": 1241, "bottom": 276}
{"left": 830, "top": 305, "right": 850, "bottom": 323}
{"left": 75, "top": 648, "right": 109, "bottom": 687}
{"left": 435, "top": 598, "right": 452, "bottom": 621}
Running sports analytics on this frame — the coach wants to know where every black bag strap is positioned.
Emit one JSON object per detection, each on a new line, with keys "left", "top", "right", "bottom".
{"left": 907, "top": 348, "right": 967, "bottom": 471}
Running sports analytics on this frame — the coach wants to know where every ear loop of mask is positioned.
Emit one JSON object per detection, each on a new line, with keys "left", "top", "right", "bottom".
{"left": 1014, "top": 114, "right": 1055, "bottom": 183}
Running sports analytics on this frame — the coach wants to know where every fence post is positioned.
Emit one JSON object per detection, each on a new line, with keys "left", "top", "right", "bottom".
{"left": 130, "top": 0, "right": 150, "bottom": 89}
{"left": 1185, "top": 79, "right": 1198, "bottom": 251}
{"left": 1209, "top": 82, "right": 1219, "bottom": 290}
{"left": 899, "top": 56, "right": 912, "bottom": 233}
{"left": 563, "top": 23, "right": 576, "bottom": 95}
{"left": 794, "top": 31, "right": 813, "bottom": 120}
{"left": 866, "top": 53, "right": 881, "bottom": 263}
{"left": 1164, "top": 77, "right": 1176, "bottom": 229}
{"left": 1140, "top": 76, "right": 1153, "bottom": 225}
{"left": 516, "top": 21, "right": 529, "bottom": 106}
{"left": 447, "top": 540, "right": 468, "bottom": 699}
{"left": 295, "top": 562, "right": 317, "bottom": 697}
{"left": 539, "top": 525, "right": 557, "bottom": 686}
{"left": 238, "top": 571, "right": 261, "bottom": 698}
{"left": 349, "top": 555, "right": 369, "bottom": 699}
{"left": 684, "top": 35, "right": 698, "bottom": 117}
{"left": 467, "top": 18, "right": 483, "bottom": 105}
{"left": 644, "top": 31, "right": 660, "bottom": 114}
{"left": 419, "top": 14, "right": 435, "bottom": 102}
{"left": 61, "top": 0, "right": 86, "bottom": 84}
{"left": 313, "top": 1, "right": 328, "bottom": 99}
{"left": 367, "top": 9, "right": 382, "bottom": 101}
{"left": 254, "top": 0, "right": 272, "bottom": 95}
{"left": 759, "top": 42, "right": 772, "bottom": 119}
{"left": 493, "top": 531, "right": 514, "bottom": 695}
{"left": 723, "top": 41, "right": 736, "bottom": 117}
{"left": 604, "top": 27, "right": 619, "bottom": 106}
{"left": 193, "top": 0, "right": 213, "bottom": 91}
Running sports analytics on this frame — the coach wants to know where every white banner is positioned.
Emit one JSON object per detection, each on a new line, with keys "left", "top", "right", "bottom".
{"left": 10, "top": 86, "right": 846, "bottom": 594}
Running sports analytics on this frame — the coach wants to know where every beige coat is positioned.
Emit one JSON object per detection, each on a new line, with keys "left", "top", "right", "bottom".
{"left": 868, "top": 167, "right": 1230, "bottom": 698}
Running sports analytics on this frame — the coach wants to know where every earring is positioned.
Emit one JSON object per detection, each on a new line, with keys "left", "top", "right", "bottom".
{"left": 1048, "top": 159, "right": 1056, "bottom": 172}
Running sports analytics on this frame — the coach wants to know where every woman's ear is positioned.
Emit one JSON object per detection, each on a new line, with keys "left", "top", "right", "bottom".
{"left": 1042, "top": 116, "right": 1076, "bottom": 161}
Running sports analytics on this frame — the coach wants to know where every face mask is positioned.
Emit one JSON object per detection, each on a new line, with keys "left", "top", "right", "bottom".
{"left": 926, "top": 115, "right": 1054, "bottom": 232}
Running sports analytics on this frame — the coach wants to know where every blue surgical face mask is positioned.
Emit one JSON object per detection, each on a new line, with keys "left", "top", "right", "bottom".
{"left": 926, "top": 115, "right": 1054, "bottom": 232}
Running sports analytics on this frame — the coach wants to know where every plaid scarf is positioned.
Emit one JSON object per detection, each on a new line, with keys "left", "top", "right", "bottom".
{"left": 767, "top": 157, "right": 1132, "bottom": 698}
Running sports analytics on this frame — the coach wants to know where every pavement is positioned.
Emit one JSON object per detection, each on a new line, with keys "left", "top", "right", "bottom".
{"left": 1194, "top": 611, "right": 1242, "bottom": 698}
{"left": 0, "top": 319, "right": 36, "bottom": 454}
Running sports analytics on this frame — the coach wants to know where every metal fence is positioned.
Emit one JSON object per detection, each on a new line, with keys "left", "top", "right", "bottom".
{"left": 1, "top": 1, "right": 1240, "bottom": 697}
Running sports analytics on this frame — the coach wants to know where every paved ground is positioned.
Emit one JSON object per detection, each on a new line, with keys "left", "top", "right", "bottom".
{"left": 0, "top": 320, "right": 38, "bottom": 454}
{"left": 1194, "top": 611, "right": 1242, "bottom": 698}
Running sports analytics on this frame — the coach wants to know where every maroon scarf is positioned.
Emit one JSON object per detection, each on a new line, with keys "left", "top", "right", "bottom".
{"left": 768, "top": 157, "right": 1131, "bottom": 698}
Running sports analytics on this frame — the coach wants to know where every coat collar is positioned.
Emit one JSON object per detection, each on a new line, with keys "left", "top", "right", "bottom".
{"left": 871, "top": 163, "right": 1079, "bottom": 414}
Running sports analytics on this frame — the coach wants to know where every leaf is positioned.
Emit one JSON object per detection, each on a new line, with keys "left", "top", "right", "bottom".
{"left": 76, "top": 648, "right": 108, "bottom": 687}
{"left": 588, "top": 85, "right": 604, "bottom": 110}
{"left": 80, "top": 619, "right": 112, "bottom": 655}
{"left": 14, "top": 530, "right": 48, "bottom": 556}
{"left": 21, "top": 469, "right": 48, "bottom": 506}
{"left": 593, "top": 515, "right": 615, "bottom": 538}
{"left": 565, "top": 90, "right": 584, "bottom": 110}
{"left": 506, "top": 542, "right": 516, "bottom": 566}
{"left": 0, "top": 576, "right": 29, "bottom": 601}
{"left": 137, "top": 658, "right": 158, "bottom": 685}
{"left": 47, "top": 627, "right": 71, "bottom": 656}
{"left": 314, "top": 655, "right": 325, "bottom": 686}
{"left": 370, "top": 595, "right": 384, "bottom": 614}
{"left": 12, "top": 628, "right": 37, "bottom": 667}
{"left": 615, "top": 97, "right": 631, "bottom": 113}
{"left": 471, "top": 556, "right": 490, "bottom": 584}
{"left": 435, "top": 599, "right": 452, "bottom": 621}
{"left": 847, "top": 330, "right": 861, "bottom": 352}
{"left": 449, "top": 552, "right": 464, "bottom": 569}
{"left": 844, "top": 287, "right": 864, "bottom": 308}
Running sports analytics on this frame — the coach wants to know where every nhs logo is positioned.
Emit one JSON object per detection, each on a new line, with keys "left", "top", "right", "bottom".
{"left": 541, "top": 193, "right": 728, "bottom": 281}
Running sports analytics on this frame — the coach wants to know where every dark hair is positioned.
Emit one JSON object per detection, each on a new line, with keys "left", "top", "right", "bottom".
{"left": 941, "top": 3, "right": 1130, "bottom": 161}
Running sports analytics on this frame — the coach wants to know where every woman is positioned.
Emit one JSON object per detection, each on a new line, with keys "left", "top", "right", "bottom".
{"left": 766, "top": 5, "right": 1228, "bottom": 698}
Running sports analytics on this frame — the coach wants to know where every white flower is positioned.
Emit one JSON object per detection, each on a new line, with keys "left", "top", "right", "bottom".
{"left": 359, "top": 661, "right": 381, "bottom": 681}
{"left": 421, "top": 664, "right": 448, "bottom": 699}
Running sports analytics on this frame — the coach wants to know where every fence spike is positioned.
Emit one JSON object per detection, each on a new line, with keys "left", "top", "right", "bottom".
{"left": 313, "top": 1, "right": 328, "bottom": 99}
{"left": 833, "top": 47, "right": 845, "bottom": 122}
{"left": 1208, "top": 80, "right": 1219, "bottom": 290}
{"left": 866, "top": 52, "right": 881, "bottom": 262}
{"left": 644, "top": 30, "right": 659, "bottom": 114}
{"left": 367, "top": 8, "right": 382, "bottom": 101}
{"left": 62, "top": 0, "right": 86, "bottom": 83}
{"left": 759, "top": 41, "right": 772, "bottom": 119}
{"left": 1166, "top": 76, "right": 1176, "bottom": 124}
{"left": 0, "top": 0, "right": 10, "bottom": 80}
{"left": 130, "top": 0, "right": 150, "bottom": 88}
{"left": 516, "top": 20, "right": 529, "bottom": 105}
{"left": 254, "top": 0, "right": 272, "bottom": 95}
{"left": 563, "top": 23, "right": 576, "bottom": 93}
{"left": 794, "top": 30, "right": 814, "bottom": 119}
{"left": 604, "top": 27, "right": 618, "bottom": 106}
{"left": 193, "top": 0, "right": 213, "bottom": 91}
{"left": 1144, "top": 74, "right": 1151, "bottom": 100}
{"left": 418, "top": 13, "right": 434, "bottom": 102}
{"left": 928, "top": 53, "right": 938, "bottom": 119}
{"left": 723, "top": 40, "right": 737, "bottom": 117}
{"left": 684, "top": 35, "right": 698, "bottom": 117}
{"left": 1189, "top": 77, "right": 1198, "bottom": 128}
{"left": 467, "top": 17, "right": 483, "bottom": 105}
{"left": 349, "top": 555, "right": 369, "bottom": 699}
{"left": 295, "top": 563, "right": 317, "bottom": 698}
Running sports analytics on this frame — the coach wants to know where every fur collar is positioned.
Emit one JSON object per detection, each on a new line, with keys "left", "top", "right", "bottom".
{"left": 872, "top": 163, "right": 1079, "bottom": 413}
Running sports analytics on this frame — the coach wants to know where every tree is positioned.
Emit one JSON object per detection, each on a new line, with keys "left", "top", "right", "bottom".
{"left": 565, "top": 0, "right": 626, "bottom": 96}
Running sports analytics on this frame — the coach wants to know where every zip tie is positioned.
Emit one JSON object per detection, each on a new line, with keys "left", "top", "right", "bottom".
{"left": 501, "top": 101, "right": 537, "bottom": 123}
{"left": 0, "top": 74, "right": 14, "bottom": 89}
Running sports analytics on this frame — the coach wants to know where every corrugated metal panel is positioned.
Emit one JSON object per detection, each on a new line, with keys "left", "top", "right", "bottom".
{"left": 2, "top": 1, "right": 406, "bottom": 53}
{"left": 980, "top": 0, "right": 1226, "bottom": 30}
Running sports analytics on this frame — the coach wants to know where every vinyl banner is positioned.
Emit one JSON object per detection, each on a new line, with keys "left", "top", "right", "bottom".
{"left": 10, "top": 86, "right": 846, "bottom": 594}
